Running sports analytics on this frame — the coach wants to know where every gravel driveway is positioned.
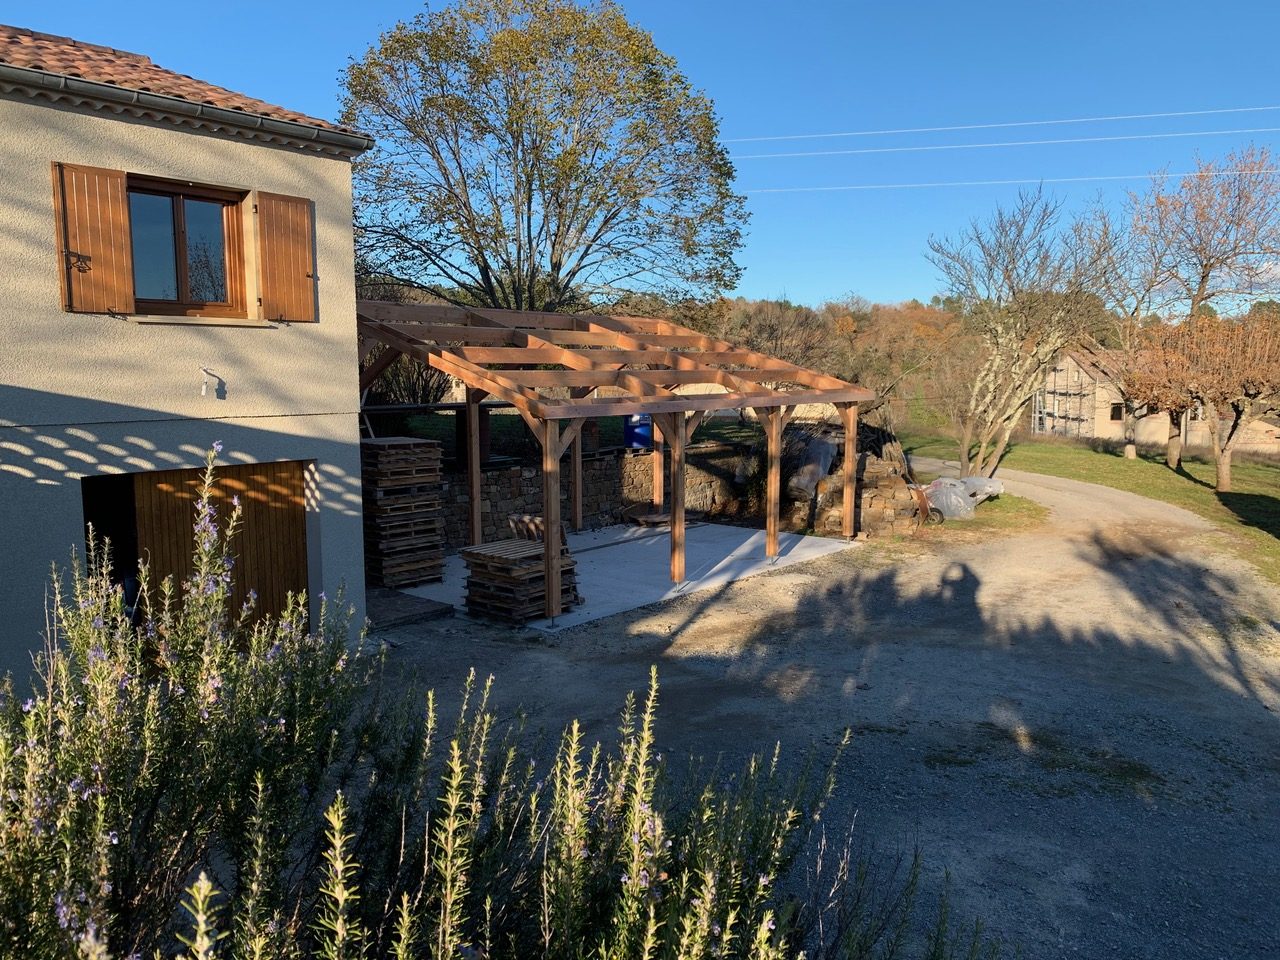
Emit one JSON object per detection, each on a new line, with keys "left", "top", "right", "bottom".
{"left": 382, "top": 465, "right": 1280, "bottom": 959}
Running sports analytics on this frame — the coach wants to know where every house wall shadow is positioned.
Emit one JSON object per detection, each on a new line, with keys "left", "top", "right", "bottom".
{"left": 1, "top": 386, "right": 366, "bottom": 679}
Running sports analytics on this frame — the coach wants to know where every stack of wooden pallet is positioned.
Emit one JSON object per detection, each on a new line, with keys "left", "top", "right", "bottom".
{"left": 461, "top": 537, "right": 581, "bottom": 623}
{"left": 361, "top": 437, "right": 445, "bottom": 587}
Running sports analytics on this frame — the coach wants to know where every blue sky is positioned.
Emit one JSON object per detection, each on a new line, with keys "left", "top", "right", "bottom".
{"left": 16, "top": 1, "right": 1280, "bottom": 305}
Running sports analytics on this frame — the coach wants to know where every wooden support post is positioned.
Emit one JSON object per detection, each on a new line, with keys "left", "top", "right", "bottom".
{"left": 668, "top": 414, "right": 687, "bottom": 583}
{"left": 466, "top": 388, "right": 486, "bottom": 545}
{"left": 571, "top": 419, "right": 584, "bottom": 531}
{"left": 760, "top": 407, "right": 782, "bottom": 558}
{"left": 838, "top": 403, "right": 858, "bottom": 539}
{"left": 541, "top": 420, "right": 562, "bottom": 619}
{"left": 652, "top": 417, "right": 665, "bottom": 510}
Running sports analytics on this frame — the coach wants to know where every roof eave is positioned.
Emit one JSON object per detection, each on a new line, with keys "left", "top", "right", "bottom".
{"left": 0, "top": 63, "right": 374, "bottom": 158}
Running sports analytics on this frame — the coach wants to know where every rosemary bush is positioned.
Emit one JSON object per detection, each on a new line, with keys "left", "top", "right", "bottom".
{"left": 0, "top": 449, "right": 999, "bottom": 959}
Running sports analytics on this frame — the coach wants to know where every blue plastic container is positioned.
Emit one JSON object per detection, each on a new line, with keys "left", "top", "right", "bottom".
{"left": 624, "top": 413, "right": 653, "bottom": 448}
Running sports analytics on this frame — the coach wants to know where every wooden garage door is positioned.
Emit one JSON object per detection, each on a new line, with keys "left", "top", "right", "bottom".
{"left": 133, "top": 460, "right": 309, "bottom": 620}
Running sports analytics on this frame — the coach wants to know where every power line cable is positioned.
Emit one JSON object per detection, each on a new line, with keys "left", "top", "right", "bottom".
{"left": 724, "top": 105, "right": 1280, "bottom": 143}
{"left": 733, "top": 126, "right": 1280, "bottom": 161}
{"left": 744, "top": 168, "right": 1280, "bottom": 195}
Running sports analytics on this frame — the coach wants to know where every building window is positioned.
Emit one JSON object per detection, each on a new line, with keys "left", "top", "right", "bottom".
{"left": 127, "top": 177, "right": 246, "bottom": 318}
{"left": 1110, "top": 403, "right": 1124, "bottom": 421}
{"left": 54, "top": 163, "right": 317, "bottom": 321}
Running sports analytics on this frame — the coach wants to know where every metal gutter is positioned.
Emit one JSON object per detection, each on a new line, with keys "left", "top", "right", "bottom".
{"left": 0, "top": 63, "right": 374, "bottom": 157}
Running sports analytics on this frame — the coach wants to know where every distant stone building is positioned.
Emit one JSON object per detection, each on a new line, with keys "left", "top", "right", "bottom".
{"left": 1031, "top": 350, "right": 1280, "bottom": 453}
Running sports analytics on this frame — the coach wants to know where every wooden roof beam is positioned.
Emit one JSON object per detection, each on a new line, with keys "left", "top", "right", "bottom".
{"left": 538, "top": 386, "right": 868, "bottom": 419}
{"left": 466, "top": 308, "right": 684, "bottom": 405}
{"left": 592, "top": 316, "right": 861, "bottom": 393}
{"left": 358, "top": 319, "right": 549, "bottom": 427}
{"left": 572, "top": 317, "right": 777, "bottom": 399}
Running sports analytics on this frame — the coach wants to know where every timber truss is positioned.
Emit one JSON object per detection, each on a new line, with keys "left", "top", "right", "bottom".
{"left": 356, "top": 299, "right": 875, "bottom": 618}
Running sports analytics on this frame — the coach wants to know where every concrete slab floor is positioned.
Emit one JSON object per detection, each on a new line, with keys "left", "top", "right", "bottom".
{"left": 401, "top": 522, "right": 860, "bottom": 631}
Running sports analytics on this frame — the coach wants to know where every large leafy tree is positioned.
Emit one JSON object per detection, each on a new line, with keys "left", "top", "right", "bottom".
{"left": 342, "top": 0, "right": 747, "bottom": 312}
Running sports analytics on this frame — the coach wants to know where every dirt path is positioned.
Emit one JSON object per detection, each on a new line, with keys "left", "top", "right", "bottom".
{"left": 383, "top": 466, "right": 1280, "bottom": 959}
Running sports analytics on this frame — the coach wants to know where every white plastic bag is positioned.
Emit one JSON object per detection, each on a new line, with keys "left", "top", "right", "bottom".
{"left": 924, "top": 478, "right": 975, "bottom": 520}
{"left": 959, "top": 477, "right": 1004, "bottom": 503}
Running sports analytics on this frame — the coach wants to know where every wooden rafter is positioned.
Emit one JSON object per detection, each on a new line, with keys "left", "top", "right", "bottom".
{"left": 357, "top": 300, "right": 873, "bottom": 421}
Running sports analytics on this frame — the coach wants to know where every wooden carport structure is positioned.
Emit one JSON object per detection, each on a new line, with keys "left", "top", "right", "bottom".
{"left": 357, "top": 300, "right": 875, "bottom": 618}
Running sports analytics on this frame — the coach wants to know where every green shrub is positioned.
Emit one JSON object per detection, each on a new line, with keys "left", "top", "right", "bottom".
{"left": 0, "top": 448, "right": 1000, "bottom": 959}
{"left": 0, "top": 449, "right": 371, "bottom": 958}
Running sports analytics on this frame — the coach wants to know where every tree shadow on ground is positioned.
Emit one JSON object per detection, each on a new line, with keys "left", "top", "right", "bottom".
{"left": 652, "top": 526, "right": 1279, "bottom": 712}
{"left": 1217, "top": 491, "right": 1280, "bottom": 541}
{"left": 584, "top": 525, "right": 1279, "bottom": 957}
{"left": 394, "top": 515, "right": 1280, "bottom": 959}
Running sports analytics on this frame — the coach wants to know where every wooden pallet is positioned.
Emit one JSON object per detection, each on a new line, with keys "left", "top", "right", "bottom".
{"left": 461, "top": 537, "right": 581, "bottom": 623}
{"left": 364, "top": 514, "right": 444, "bottom": 535}
{"left": 361, "top": 437, "right": 444, "bottom": 458}
{"left": 465, "top": 587, "right": 580, "bottom": 623}
{"left": 361, "top": 438, "right": 446, "bottom": 589}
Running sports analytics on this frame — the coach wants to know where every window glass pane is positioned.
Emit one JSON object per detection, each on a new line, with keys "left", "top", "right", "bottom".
{"left": 184, "top": 199, "right": 227, "bottom": 303}
{"left": 128, "top": 192, "right": 177, "bottom": 300}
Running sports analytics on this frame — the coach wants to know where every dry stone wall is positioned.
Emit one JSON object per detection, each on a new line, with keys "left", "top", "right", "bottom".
{"left": 438, "top": 443, "right": 744, "bottom": 549}
{"left": 436, "top": 438, "right": 916, "bottom": 550}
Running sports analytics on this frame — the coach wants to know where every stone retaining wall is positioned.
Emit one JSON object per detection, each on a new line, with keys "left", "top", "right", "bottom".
{"left": 438, "top": 443, "right": 744, "bottom": 549}
{"left": 438, "top": 440, "right": 917, "bottom": 549}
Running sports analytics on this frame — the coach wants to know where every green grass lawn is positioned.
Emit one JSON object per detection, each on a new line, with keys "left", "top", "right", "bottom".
{"left": 902, "top": 431, "right": 1280, "bottom": 583}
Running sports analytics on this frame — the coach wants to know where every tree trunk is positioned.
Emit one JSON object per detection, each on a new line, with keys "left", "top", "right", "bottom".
{"left": 1165, "top": 410, "right": 1182, "bottom": 469}
{"left": 983, "top": 423, "right": 1017, "bottom": 478}
{"left": 1123, "top": 407, "right": 1137, "bottom": 459}
{"left": 1216, "top": 447, "right": 1233, "bottom": 492}
{"left": 957, "top": 421, "right": 975, "bottom": 477}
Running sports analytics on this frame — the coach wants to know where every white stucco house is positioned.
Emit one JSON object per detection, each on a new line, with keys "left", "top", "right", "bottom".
{"left": 0, "top": 25, "right": 374, "bottom": 675}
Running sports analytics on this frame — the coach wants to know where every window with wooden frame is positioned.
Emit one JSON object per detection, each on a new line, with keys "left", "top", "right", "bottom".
{"left": 52, "top": 163, "right": 319, "bottom": 323}
{"left": 126, "top": 176, "right": 247, "bottom": 318}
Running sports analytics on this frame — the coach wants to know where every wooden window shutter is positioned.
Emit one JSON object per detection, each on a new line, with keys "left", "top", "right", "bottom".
{"left": 256, "top": 192, "right": 317, "bottom": 322}
{"left": 52, "top": 163, "right": 135, "bottom": 314}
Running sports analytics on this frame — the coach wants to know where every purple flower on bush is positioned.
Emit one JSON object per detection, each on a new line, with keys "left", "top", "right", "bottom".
{"left": 54, "top": 892, "right": 72, "bottom": 929}
{"left": 21, "top": 698, "right": 34, "bottom": 713}
{"left": 212, "top": 440, "right": 223, "bottom": 454}
{"left": 91, "top": 617, "right": 104, "bottom": 630}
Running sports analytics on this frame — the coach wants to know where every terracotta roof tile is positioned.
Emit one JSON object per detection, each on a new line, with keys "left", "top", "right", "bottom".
{"left": 0, "top": 24, "right": 359, "bottom": 136}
